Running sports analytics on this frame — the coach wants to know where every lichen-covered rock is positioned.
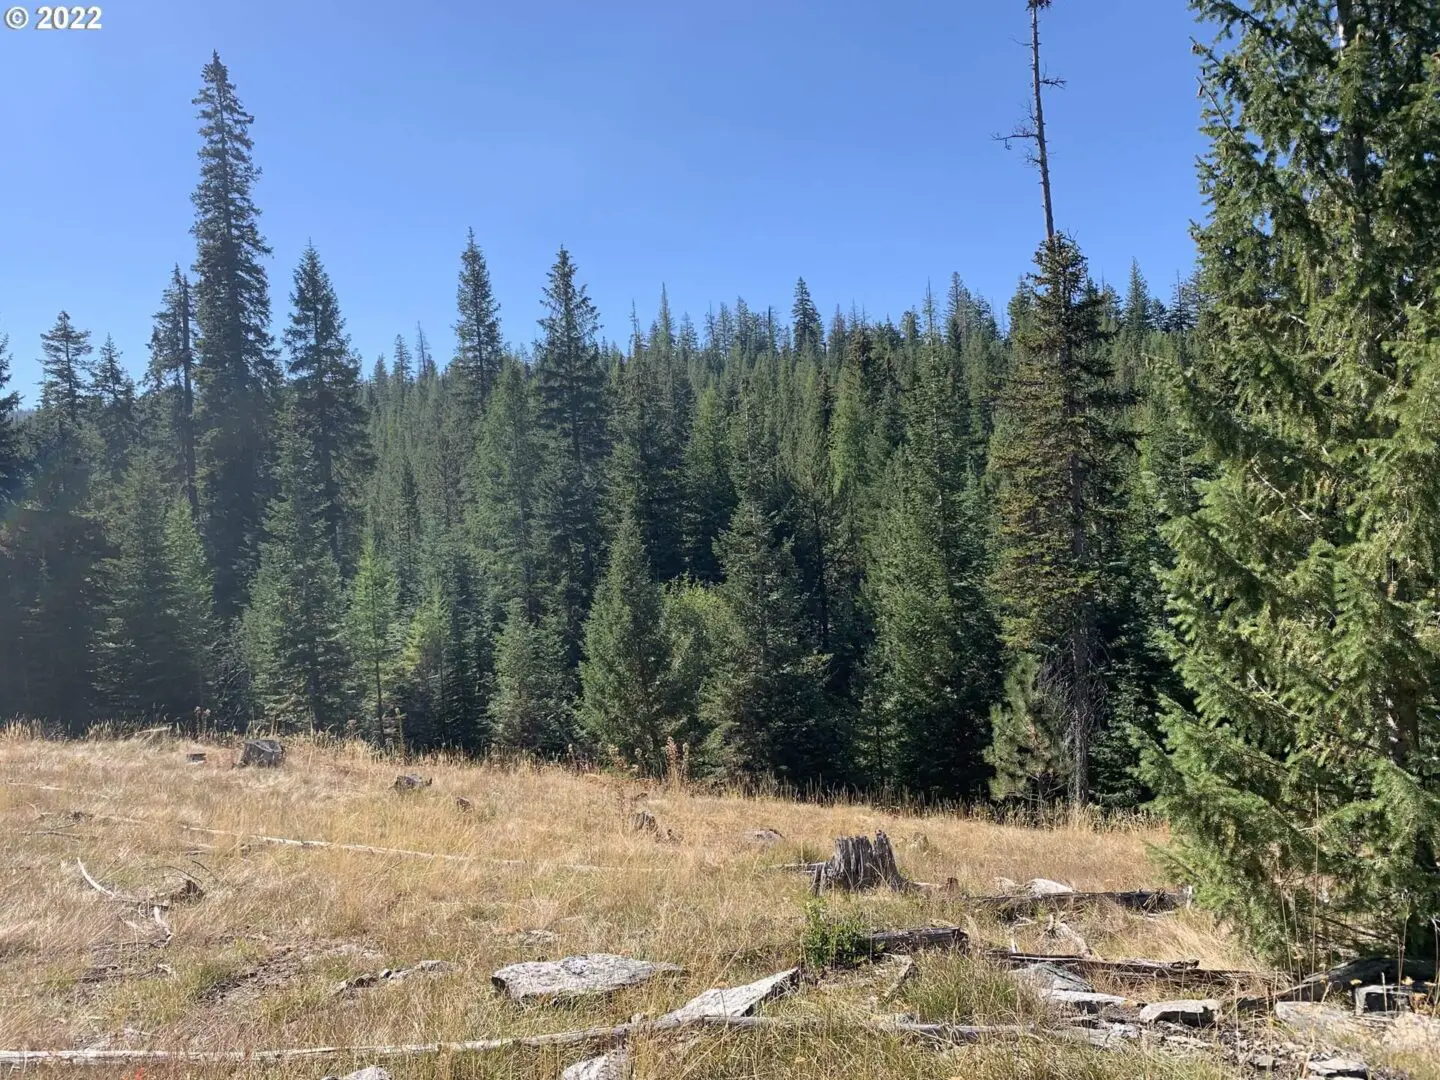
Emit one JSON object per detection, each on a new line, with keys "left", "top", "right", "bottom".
{"left": 562, "top": 1051, "right": 630, "bottom": 1080}
{"left": 659, "top": 968, "right": 799, "bottom": 1022}
{"left": 492, "top": 954, "right": 683, "bottom": 1003}
{"left": 1137, "top": 998, "right": 1219, "bottom": 1026}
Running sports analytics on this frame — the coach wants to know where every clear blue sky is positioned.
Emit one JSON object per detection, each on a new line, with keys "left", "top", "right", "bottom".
{"left": 1, "top": 0, "right": 1206, "bottom": 403}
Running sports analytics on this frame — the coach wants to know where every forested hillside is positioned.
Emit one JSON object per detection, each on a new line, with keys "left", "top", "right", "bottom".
{"left": 0, "top": 48, "right": 1191, "bottom": 806}
{"left": 2, "top": 0, "right": 1439, "bottom": 964}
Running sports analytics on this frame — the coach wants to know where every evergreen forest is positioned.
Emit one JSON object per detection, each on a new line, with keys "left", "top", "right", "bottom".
{"left": 2, "top": 1, "right": 1438, "bottom": 961}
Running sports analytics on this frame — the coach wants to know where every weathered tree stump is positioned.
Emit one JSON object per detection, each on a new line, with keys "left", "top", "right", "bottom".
{"left": 393, "top": 773, "right": 431, "bottom": 792}
{"left": 811, "top": 831, "right": 910, "bottom": 893}
{"left": 455, "top": 796, "right": 474, "bottom": 812}
{"left": 630, "top": 810, "right": 657, "bottom": 834}
{"left": 238, "top": 738, "right": 284, "bottom": 768}
{"left": 185, "top": 752, "right": 207, "bottom": 764}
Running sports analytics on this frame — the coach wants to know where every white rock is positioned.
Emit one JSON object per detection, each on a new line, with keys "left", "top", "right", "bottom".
{"left": 1025, "top": 878, "right": 1075, "bottom": 897}
{"left": 1040, "top": 988, "right": 1128, "bottom": 1012}
{"left": 660, "top": 968, "right": 799, "bottom": 1022}
{"left": 1305, "top": 1057, "right": 1369, "bottom": 1078}
{"left": 1137, "top": 998, "right": 1219, "bottom": 1026}
{"left": 492, "top": 954, "right": 684, "bottom": 1003}
{"left": 562, "top": 1050, "right": 630, "bottom": 1080}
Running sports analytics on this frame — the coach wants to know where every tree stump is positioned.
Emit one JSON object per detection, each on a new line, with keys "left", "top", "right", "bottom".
{"left": 238, "top": 738, "right": 284, "bottom": 768}
{"left": 630, "top": 810, "right": 657, "bottom": 834}
{"left": 811, "top": 831, "right": 911, "bottom": 893}
{"left": 394, "top": 773, "right": 431, "bottom": 792}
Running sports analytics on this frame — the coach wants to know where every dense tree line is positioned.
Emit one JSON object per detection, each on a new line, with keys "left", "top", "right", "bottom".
{"left": 3, "top": 0, "right": 1438, "bottom": 964}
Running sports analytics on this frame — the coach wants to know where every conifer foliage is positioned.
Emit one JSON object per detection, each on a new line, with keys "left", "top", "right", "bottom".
{"left": 1146, "top": 0, "right": 1440, "bottom": 959}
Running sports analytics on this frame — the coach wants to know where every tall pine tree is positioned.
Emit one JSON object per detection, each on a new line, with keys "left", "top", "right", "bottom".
{"left": 191, "top": 52, "right": 277, "bottom": 618}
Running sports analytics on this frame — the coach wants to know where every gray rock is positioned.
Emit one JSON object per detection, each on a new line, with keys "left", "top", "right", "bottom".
{"left": 748, "top": 828, "right": 784, "bottom": 844}
{"left": 1137, "top": 998, "right": 1220, "bottom": 1026}
{"left": 492, "top": 954, "right": 684, "bottom": 1003}
{"left": 1305, "top": 1058, "right": 1370, "bottom": 1078}
{"left": 1014, "top": 962, "right": 1094, "bottom": 993}
{"left": 238, "top": 738, "right": 284, "bottom": 767}
{"left": 660, "top": 968, "right": 799, "bottom": 1022}
{"left": 323, "top": 1069, "right": 391, "bottom": 1080}
{"left": 561, "top": 1051, "right": 630, "bottom": 1080}
{"left": 393, "top": 773, "right": 431, "bottom": 792}
{"left": 1040, "top": 988, "right": 1129, "bottom": 1012}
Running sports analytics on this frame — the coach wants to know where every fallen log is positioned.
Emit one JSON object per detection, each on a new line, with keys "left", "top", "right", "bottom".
{"left": 0, "top": 1014, "right": 1040, "bottom": 1066}
{"left": 986, "top": 951, "right": 1265, "bottom": 986}
{"left": 864, "top": 927, "right": 968, "bottom": 956}
{"left": 973, "top": 888, "right": 1190, "bottom": 915}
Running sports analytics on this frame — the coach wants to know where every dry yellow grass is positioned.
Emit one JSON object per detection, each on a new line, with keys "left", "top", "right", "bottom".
{"left": 0, "top": 729, "right": 1425, "bottom": 1079}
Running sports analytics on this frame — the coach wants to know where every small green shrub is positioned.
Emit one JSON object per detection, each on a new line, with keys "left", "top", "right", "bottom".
{"left": 800, "top": 897, "right": 869, "bottom": 970}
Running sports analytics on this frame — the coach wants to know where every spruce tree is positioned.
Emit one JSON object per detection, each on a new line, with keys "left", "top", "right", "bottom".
{"left": 1145, "top": 0, "right": 1440, "bottom": 960}
{"left": 452, "top": 228, "right": 503, "bottom": 421}
{"left": 282, "top": 243, "right": 371, "bottom": 571}
{"left": 191, "top": 51, "right": 277, "bottom": 618}
{"left": 791, "top": 277, "right": 824, "bottom": 358}
{"left": 579, "top": 507, "right": 680, "bottom": 773}
{"left": 680, "top": 384, "right": 736, "bottom": 583}
{"left": 96, "top": 451, "right": 203, "bottom": 720}
{"left": 607, "top": 292, "right": 690, "bottom": 582}
{"left": 703, "top": 493, "right": 831, "bottom": 783}
{"left": 0, "top": 321, "right": 27, "bottom": 507}
{"left": 242, "top": 411, "right": 351, "bottom": 733}
{"left": 866, "top": 299, "right": 1002, "bottom": 798}
{"left": 38, "top": 311, "right": 93, "bottom": 434}
{"left": 347, "top": 533, "right": 401, "bottom": 741}
{"left": 988, "top": 236, "right": 1126, "bottom": 806}
{"left": 491, "top": 600, "right": 575, "bottom": 756}
{"left": 148, "top": 267, "right": 200, "bottom": 517}
{"left": 471, "top": 359, "right": 543, "bottom": 618}
{"left": 90, "top": 335, "right": 136, "bottom": 492}
{"left": 533, "top": 247, "right": 608, "bottom": 644}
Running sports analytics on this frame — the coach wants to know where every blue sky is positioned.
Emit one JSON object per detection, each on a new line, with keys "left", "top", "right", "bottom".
{"left": 1, "top": 1, "right": 1206, "bottom": 402}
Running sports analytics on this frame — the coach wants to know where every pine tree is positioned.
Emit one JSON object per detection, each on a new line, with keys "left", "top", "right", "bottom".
{"left": 579, "top": 508, "right": 680, "bottom": 773}
{"left": 866, "top": 299, "right": 1002, "bottom": 798}
{"left": 96, "top": 451, "right": 203, "bottom": 720}
{"left": 1145, "top": 0, "right": 1440, "bottom": 960}
{"left": 988, "top": 235, "right": 1126, "bottom": 806}
{"left": 607, "top": 291, "right": 690, "bottom": 582}
{"left": 38, "top": 311, "right": 93, "bottom": 435}
{"left": 347, "top": 533, "right": 401, "bottom": 741}
{"left": 703, "top": 493, "right": 831, "bottom": 783}
{"left": 471, "top": 359, "right": 543, "bottom": 618}
{"left": 491, "top": 600, "right": 575, "bottom": 756}
{"left": 791, "top": 277, "right": 824, "bottom": 358}
{"left": 90, "top": 335, "right": 136, "bottom": 492}
{"left": 191, "top": 51, "right": 277, "bottom": 618}
{"left": 533, "top": 247, "right": 608, "bottom": 644}
{"left": 164, "top": 494, "right": 215, "bottom": 715}
{"left": 148, "top": 267, "right": 200, "bottom": 517}
{"left": 680, "top": 384, "right": 735, "bottom": 583}
{"left": 0, "top": 321, "right": 28, "bottom": 507}
{"left": 282, "top": 243, "right": 371, "bottom": 571}
{"left": 242, "top": 412, "right": 351, "bottom": 733}
{"left": 452, "top": 228, "right": 503, "bottom": 421}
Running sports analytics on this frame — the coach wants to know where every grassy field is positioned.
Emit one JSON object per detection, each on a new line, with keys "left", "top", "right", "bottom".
{"left": 0, "top": 728, "right": 1432, "bottom": 1079}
